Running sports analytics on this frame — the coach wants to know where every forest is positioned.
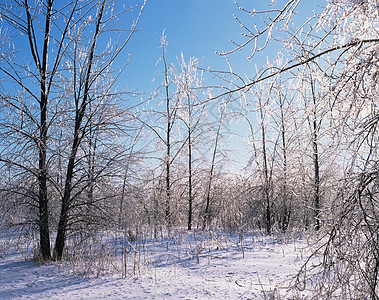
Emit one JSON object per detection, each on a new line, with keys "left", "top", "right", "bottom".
{"left": 0, "top": 0, "right": 378, "bottom": 299}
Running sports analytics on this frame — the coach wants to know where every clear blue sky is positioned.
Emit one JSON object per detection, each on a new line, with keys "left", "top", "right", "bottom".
{"left": 123, "top": 0, "right": 325, "bottom": 92}
{"left": 121, "top": 0, "right": 325, "bottom": 170}
{"left": 123, "top": 0, "right": 281, "bottom": 94}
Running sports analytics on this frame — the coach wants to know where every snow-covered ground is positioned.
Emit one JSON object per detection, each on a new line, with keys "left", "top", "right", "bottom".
{"left": 0, "top": 231, "right": 315, "bottom": 299}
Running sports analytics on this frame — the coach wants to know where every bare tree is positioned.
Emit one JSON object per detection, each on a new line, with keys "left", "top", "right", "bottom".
{"left": 53, "top": 0, "right": 145, "bottom": 260}
{"left": 160, "top": 36, "right": 178, "bottom": 229}
{"left": 271, "top": 82, "right": 293, "bottom": 232}
{"left": 138, "top": 34, "right": 184, "bottom": 231}
{"left": 0, "top": 0, "right": 145, "bottom": 261}
{"left": 0, "top": 0, "right": 77, "bottom": 260}
{"left": 202, "top": 108, "right": 224, "bottom": 230}
{"left": 218, "top": 0, "right": 378, "bottom": 297}
{"left": 175, "top": 54, "right": 208, "bottom": 230}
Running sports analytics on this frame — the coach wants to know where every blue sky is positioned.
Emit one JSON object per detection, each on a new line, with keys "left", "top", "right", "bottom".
{"left": 123, "top": 0, "right": 325, "bottom": 93}
{"left": 121, "top": 0, "right": 326, "bottom": 170}
{"left": 122, "top": 0, "right": 259, "bottom": 169}
{"left": 124, "top": 0, "right": 275, "bottom": 94}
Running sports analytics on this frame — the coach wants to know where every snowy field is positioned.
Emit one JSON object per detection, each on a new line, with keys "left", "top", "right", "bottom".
{"left": 0, "top": 231, "right": 316, "bottom": 299}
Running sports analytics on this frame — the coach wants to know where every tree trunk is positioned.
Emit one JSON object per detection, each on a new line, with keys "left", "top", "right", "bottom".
{"left": 279, "top": 93, "right": 290, "bottom": 232}
{"left": 53, "top": 134, "right": 81, "bottom": 260}
{"left": 38, "top": 100, "right": 51, "bottom": 260}
{"left": 202, "top": 118, "right": 222, "bottom": 230}
{"left": 259, "top": 98, "right": 272, "bottom": 235}
{"left": 312, "top": 118, "right": 321, "bottom": 231}
{"left": 310, "top": 77, "right": 321, "bottom": 231}
{"left": 33, "top": 0, "right": 53, "bottom": 260}
{"left": 53, "top": 1, "right": 105, "bottom": 260}
{"left": 187, "top": 127, "right": 193, "bottom": 230}
{"left": 165, "top": 137, "right": 171, "bottom": 228}
{"left": 163, "top": 45, "right": 172, "bottom": 229}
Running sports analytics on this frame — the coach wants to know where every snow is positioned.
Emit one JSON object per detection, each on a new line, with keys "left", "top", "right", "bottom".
{"left": 0, "top": 231, "right": 315, "bottom": 299}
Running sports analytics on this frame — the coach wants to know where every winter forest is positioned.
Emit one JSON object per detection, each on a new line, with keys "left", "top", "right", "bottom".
{"left": 0, "top": 0, "right": 378, "bottom": 299}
